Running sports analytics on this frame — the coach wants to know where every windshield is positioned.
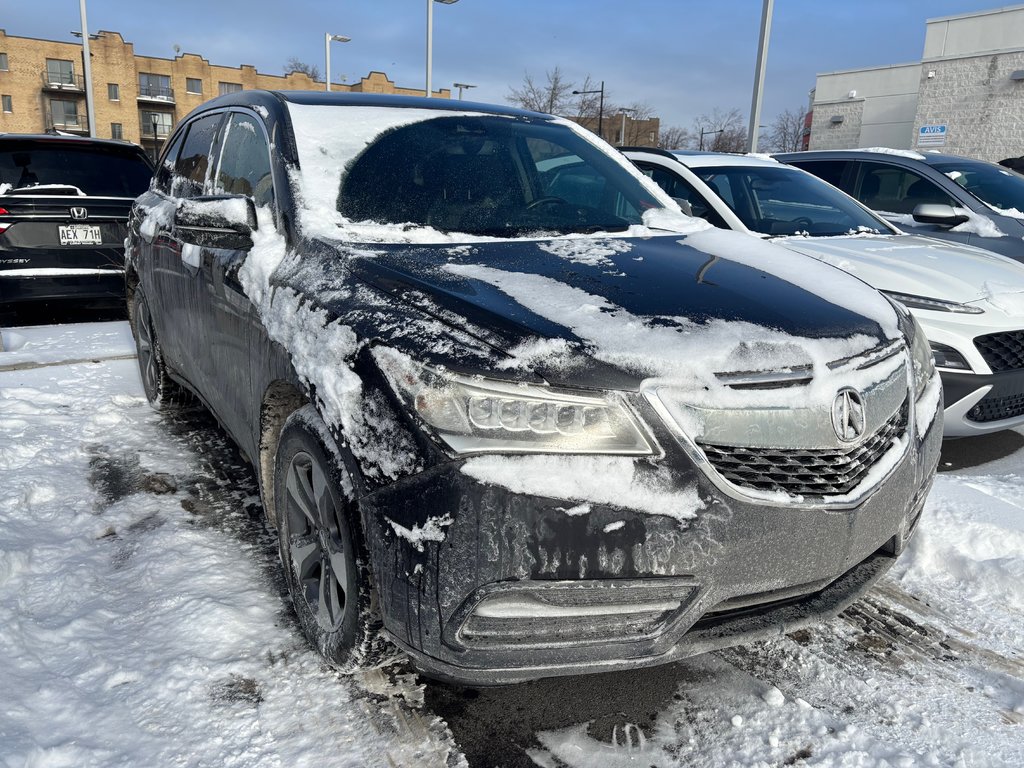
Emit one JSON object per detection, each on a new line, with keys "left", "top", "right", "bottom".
{"left": 337, "top": 115, "right": 663, "bottom": 237}
{"left": 0, "top": 142, "right": 153, "bottom": 197}
{"left": 693, "top": 164, "right": 889, "bottom": 237}
{"left": 931, "top": 159, "right": 1024, "bottom": 213}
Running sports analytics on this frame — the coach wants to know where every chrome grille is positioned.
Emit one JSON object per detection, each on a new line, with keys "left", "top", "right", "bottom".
{"left": 975, "top": 330, "right": 1024, "bottom": 372}
{"left": 697, "top": 400, "right": 908, "bottom": 497}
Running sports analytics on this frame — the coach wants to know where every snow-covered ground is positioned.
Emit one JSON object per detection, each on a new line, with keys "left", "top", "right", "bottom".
{"left": 1, "top": 321, "right": 1021, "bottom": 767}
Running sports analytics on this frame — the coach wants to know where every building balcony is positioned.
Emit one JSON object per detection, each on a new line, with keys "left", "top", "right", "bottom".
{"left": 46, "top": 109, "right": 88, "bottom": 135}
{"left": 137, "top": 85, "right": 175, "bottom": 103}
{"left": 41, "top": 71, "right": 85, "bottom": 92}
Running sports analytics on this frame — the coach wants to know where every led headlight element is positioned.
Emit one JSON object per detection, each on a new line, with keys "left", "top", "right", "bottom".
{"left": 882, "top": 291, "right": 984, "bottom": 315}
{"left": 377, "top": 349, "right": 654, "bottom": 455}
{"left": 929, "top": 341, "right": 971, "bottom": 371}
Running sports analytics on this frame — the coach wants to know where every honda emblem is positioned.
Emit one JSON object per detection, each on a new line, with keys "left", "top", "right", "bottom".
{"left": 70, "top": 207, "right": 88, "bottom": 220}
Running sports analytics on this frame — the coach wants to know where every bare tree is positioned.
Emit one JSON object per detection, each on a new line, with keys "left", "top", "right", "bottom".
{"left": 507, "top": 66, "right": 577, "bottom": 115}
{"left": 658, "top": 125, "right": 692, "bottom": 150}
{"left": 284, "top": 57, "right": 322, "bottom": 82}
{"left": 692, "top": 108, "right": 746, "bottom": 152}
{"left": 761, "top": 106, "right": 808, "bottom": 153}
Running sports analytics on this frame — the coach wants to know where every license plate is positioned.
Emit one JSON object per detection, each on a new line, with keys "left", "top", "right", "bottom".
{"left": 59, "top": 225, "right": 102, "bottom": 246}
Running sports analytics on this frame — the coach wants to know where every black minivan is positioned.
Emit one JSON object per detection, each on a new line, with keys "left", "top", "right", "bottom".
{"left": 0, "top": 134, "right": 153, "bottom": 310}
{"left": 126, "top": 91, "right": 942, "bottom": 684}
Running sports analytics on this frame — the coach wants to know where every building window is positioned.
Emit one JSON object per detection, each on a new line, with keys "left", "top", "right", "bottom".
{"left": 46, "top": 59, "right": 76, "bottom": 86}
{"left": 111, "top": 122, "right": 123, "bottom": 140}
{"left": 139, "top": 72, "right": 173, "bottom": 100}
{"left": 140, "top": 110, "right": 173, "bottom": 139}
{"left": 218, "top": 81, "right": 242, "bottom": 96}
{"left": 49, "top": 98, "right": 81, "bottom": 129}
{"left": 0, "top": 53, "right": 8, "bottom": 71}
{"left": 2, "top": 95, "right": 11, "bottom": 113}
{"left": 186, "top": 78, "right": 203, "bottom": 95}
{"left": 108, "top": 83, "right": 119, "bottom": 101}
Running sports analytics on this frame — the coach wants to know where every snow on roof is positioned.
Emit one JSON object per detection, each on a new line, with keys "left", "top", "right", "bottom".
{"left": 859, "top": 147, "right": 927, "bottom": 161}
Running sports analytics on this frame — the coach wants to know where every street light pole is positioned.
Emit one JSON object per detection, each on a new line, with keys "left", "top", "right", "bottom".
{"left": 747, "top": 0, "right": 774, "bottom": 153}
{"left": 325, "top": 33, "right": 351, "bottom": 92}
{"left": 79, "top": 0, "right": 95, "bottom": 137}
{"left": 426, "top": 0, "right": 459, "bottom": 98}
{"left": 618, "top": 107, "right": 636, "bottom": 146}
{"left": 699, "top": 127, "right": 724, "bottom": 151}
{"left": 572, "top": 81, "right": 605, "bottom": 140}
{"left": 453, "top": 82, "right": 476, "bottom": 100}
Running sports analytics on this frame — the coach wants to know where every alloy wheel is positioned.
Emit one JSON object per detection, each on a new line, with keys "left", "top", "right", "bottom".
{"left": 284, "top": 450, "right": 349, "bottom": 631}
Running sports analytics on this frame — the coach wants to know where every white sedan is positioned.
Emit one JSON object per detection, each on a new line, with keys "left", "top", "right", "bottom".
{"left": 626, "top": 149, "right": 1024, "bottom": 437}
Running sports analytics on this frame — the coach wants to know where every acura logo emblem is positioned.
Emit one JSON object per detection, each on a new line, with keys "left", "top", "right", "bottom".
{"left": 832, "top": 388, "right": 866, "bottom": 442}
{"left": 70, "top": 207, "right": 88, "bottom": 220}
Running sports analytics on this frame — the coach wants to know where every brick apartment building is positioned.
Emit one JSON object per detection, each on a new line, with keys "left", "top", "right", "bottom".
{"left": 0, "top": 28, "right": 449, "bottom": 157}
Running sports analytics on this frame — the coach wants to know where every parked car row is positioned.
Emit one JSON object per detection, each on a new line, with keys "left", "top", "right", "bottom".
{"left": 624, "top": 148, "right": 1024, "bottom": 438}
{"left": 4, "top": 94, "right": 1020, "bottom": 686}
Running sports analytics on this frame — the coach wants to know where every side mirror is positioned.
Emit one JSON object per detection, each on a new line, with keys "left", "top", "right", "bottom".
{"left": 174, "top": 195, "right": 257, "bottom": 250}
{"left": 912, "top": 203, "right": 969, "bottom": 228}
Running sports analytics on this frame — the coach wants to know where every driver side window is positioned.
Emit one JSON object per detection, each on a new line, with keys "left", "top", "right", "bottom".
{"left": 636, "top": 162, "right": 727, "bottom": 227}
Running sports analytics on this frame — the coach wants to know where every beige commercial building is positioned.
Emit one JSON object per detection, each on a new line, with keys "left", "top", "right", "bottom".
{"left": 807, "top": 4, "right": 1024, "bottom": 160}
{"left": 0, "top": 28, "right": 449, "bottom": 156}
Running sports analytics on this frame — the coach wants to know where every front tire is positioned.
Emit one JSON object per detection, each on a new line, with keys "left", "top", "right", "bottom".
{"left": 274, "top": 406, "right": 387, "bottom": 671}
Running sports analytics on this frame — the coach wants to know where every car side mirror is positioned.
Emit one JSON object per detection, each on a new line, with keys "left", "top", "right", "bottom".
{"left": 174, "top": 195, "right": 257, "bottom": 250}
{"left": 912, "top": 203, "right": 969, "bottom": 228}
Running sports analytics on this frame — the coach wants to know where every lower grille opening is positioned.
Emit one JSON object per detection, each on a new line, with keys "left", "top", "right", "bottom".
{"left": 967, "top": 391, "right": 1024, "bottom": 422}
{"left": 451, "top": 579, "right": 699, "bottom": 651}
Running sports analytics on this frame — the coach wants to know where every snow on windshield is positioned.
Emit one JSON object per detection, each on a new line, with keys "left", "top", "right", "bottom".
{"left": 285, "top": 104, "right": 702, "bottom": 245}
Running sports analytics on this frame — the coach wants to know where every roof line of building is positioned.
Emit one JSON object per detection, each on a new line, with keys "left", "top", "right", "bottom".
{"left": 815, "top": 61, "right": 922, "bottom": 78}
{"left": 925, "top": 2, "right": 1024, "bottom": 24}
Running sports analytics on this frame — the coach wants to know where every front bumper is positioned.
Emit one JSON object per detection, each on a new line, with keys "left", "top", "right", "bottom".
{"left": 360, "top": 398, "right": 943, "bottom": 685}
{"left": 940, "top": 368, "right": 1024, "bottom": 436}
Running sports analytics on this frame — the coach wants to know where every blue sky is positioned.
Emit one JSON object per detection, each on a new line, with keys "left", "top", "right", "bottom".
{"left": 3, "top": 0, "right": 1010, "bottom": 129}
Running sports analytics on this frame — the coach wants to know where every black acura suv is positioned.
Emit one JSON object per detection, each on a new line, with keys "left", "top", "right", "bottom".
{"left": 126, "top": 91, "right": 942, "bottom": 684}
{"left": 0, "top": 134, "right": 153, "bottom": 311}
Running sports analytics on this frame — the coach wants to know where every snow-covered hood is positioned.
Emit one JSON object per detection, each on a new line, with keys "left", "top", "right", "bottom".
{"left": 776, "top": 233, "right": 1024, "bottom": 310}
{"left": 317, "top": 230, "right": 899, "bottom": 391}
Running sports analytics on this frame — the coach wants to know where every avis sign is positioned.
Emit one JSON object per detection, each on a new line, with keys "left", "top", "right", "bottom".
{"left": 918, "top": 124, "right": 947, "bottom": 147}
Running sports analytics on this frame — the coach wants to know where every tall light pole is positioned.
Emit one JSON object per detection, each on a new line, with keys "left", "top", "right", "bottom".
{"left": 453, "top": 82, "right": 476, "bottom": 100}
{"left": 747, "top": 0, "right": 774, "bottom": 153}
{"left": 426, "top": 0, "right": 459, "bottom": 98}
{"left": 572, "top": 82, "right": 605, "bottom": 140}
{"left": 325, "top": 33, "right": 351, "bottom": 92}
{"left": 617, "top": 107, "right": 637, "bottom": 146}
{"left": 78, "top": 0, "right": 95, "bottom": 137}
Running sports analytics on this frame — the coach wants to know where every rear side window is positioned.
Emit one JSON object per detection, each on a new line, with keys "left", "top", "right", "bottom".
{"left": 172, "top": 113, "right": 223, "bottom": 199}
{"left": 0, "top": 142, "right": 152, "bottom": 197}
{"left": 214, "top": 112, "right": 274, "bottom": 208}
{"left": 790, "top": 159, "right": 851, "bottom": 191}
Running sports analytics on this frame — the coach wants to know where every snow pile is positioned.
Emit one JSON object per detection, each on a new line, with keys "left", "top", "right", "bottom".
{"left": 859, "top": 147, "right": 927, "bottom": 161}
{"left": 951, "top": 207, "right": 1005, "bottom": 238}
{"left": 536, "top": 237, "right": 633, "bottom": 267}
{"left": 0, "top": 352, "right": 460, "bottom": 766}
{"left": 461, "top": 455, "right": 703, "bottom": 523}
{"left": 0, "top": 321, "right": 134, "bottom": 368}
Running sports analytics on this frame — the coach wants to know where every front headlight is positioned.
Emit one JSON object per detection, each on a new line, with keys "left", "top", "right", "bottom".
{"left": 882, "top": 291, "right": 984, "bottom": 315}
{"left": 376, "top": 349, "right": 654, "bottom": 456}
{"left": 908, "top": 315, "right": 936, "bottom": 400}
